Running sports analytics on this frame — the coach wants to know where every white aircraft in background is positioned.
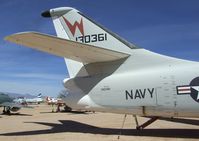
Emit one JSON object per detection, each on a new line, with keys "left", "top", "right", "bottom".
{"left": 25, "top": 93, "right": 43, "bottom": 104}
{"left": 5, "top": 7, "right": 199, "bottom": 129}
{"left": 13, "top": 97, "right": 26, "bottom": 105}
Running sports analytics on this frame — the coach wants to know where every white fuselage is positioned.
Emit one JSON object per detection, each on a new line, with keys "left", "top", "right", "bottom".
{"left": 62, "top": 49, "right": 199, "bottom": 118}
{"left": 25, "top": 97, "right": 43, "bottom": 104}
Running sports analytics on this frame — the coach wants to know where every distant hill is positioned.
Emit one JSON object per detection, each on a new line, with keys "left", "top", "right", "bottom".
{"left": 0, "top": 92, "right": 35, "bottom": 99}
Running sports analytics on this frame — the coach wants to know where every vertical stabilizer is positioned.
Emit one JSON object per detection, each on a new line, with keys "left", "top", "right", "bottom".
{"left": 41, "top": 7, "right": 137, "bottom": 77}
{"left": 50, "top": 12, "right": 84, "bottom": 78}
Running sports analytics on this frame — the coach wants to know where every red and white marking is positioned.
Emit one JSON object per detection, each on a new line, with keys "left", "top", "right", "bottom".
{"left": 177, "top": 86, "right": 191, "bottom": 94}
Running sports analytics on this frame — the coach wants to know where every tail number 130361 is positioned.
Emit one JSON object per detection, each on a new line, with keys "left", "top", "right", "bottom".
{"left": 76, "top": 33, "right": 107, "bottom": 43}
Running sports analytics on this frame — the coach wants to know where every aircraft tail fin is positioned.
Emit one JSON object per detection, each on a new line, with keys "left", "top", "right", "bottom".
{"left": 5, "top": 7, "right": 134, "bottom": 78}
{"left": 37, "top": 93, "right": 42, "bottom": 98}
{"left": 41, "top": 7, "right": 136, "bottom": 77}
{"left": 42, "top": 7, "right": 137, "bottom": 52}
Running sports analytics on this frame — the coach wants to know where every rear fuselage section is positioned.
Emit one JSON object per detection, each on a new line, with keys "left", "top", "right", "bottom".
{"left": 62, "top": 49, "right": 199, "bottom": 118}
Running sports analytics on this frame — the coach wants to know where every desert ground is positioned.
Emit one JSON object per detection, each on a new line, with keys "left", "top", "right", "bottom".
{"left": 0, "top": 104, "right": 199, "bottom": 141}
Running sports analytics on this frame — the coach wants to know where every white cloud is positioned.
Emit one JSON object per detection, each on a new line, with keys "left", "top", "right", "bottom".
{"left": 0, "top": 72, "right": 68, "bottom": 97}
{"left": 0, "top": 71, "right": 68, "bottom": 80}
{"left": 11, "top": 72, "right": 66, "bottom": 81}
{"left": 0, "top": 80, "right": 64, "bottom": 97}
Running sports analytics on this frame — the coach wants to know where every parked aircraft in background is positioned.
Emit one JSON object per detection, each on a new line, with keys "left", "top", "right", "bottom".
{"left": 13, "top": 97, "right": 27, "bottom": 105}
{"left": 46, "top": 96, "right": 71, "bottom": 112}
{"left": 14, "top": 93, "right": 43, "bottom": 105}
{"left": 0, "top": 92, "right": 22, "bottom": 114}
{"left": 25, "top": 93, "right": 43, "bottom": 104}
{"left": 46, "top": 96, "right": 59, "bottom": 105}
{"left": 5, "top": 7, "right": 199, "bottom": 129}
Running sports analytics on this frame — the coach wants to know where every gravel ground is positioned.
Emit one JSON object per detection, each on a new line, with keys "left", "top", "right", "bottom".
{"left": 0, "top": 104, "right": 199, "bottom": 141}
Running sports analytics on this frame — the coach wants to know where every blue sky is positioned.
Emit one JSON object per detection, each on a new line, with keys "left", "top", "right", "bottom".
{"left": 0, "top": 0, "right": 199, "bottom": 96}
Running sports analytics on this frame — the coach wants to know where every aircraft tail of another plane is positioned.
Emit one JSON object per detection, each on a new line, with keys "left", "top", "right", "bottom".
{"left": 37, "top": 93, "right": 42, "bottom": 98}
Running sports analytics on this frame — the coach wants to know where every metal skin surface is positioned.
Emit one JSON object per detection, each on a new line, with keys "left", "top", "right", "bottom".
{"left": 5, "top": 7, "right": 199, "bottom": 119}
{"left": 62, "top": 49, "right": 199, "bottom": 118}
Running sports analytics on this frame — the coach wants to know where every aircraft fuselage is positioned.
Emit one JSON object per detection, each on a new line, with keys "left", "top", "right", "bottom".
{"left": 62, "top": 49, "right": 199, "bottom": 118}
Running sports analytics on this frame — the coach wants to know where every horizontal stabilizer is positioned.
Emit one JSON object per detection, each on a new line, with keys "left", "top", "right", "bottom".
{"left": 5, "top": 32, "right": 130, "bottom": 63}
